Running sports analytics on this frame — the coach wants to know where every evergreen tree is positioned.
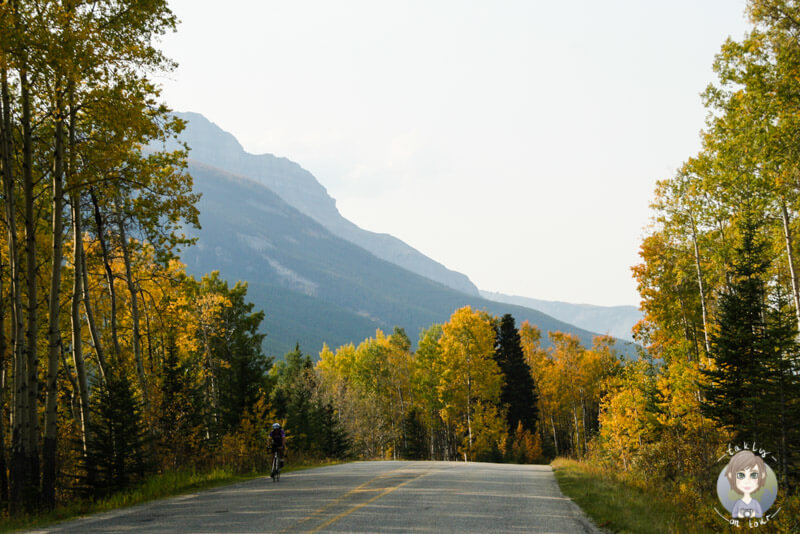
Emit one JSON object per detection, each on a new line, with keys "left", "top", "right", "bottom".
{"left": 701, "top": 216, "right": 772, "bottom": 444}
{"left": 399, "top": 407, "right": 428, "bottom": 460}
{"left": 84, "top": 373, "right": 150, "bottom": 496}
{"left": 213, "top": 280, "right": 270, "bottom": 433}
{"left": 494, "top": 314, "right": 539, "bottom": 434}
{"left": 316, "top": 402, "right": 353, "bottom": 459}
{"left": 271, "top": 345, "right": 317, "bottom": 453}
{"left": 158, "top": 335, "right": 204, "bottom": 468}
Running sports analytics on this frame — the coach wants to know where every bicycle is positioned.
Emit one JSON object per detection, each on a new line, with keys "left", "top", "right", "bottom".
{"left": 271, "top": 450, "right": 281, "bottom": 482}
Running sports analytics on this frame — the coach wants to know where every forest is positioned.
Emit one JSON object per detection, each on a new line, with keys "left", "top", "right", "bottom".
{"left": 314, "top": 310, "right": 618, "bottom": 465}
{"left": 0, "top": 0, "right": 297, "bottom": 513}
{"left": 3, "top": 0, "right": 800, "bottom": 531}
{"left": 582, "top": 0, "right": 800, "bottom": 529}
{"left": 0, "top": 0, "right": 602, "bottom": 516}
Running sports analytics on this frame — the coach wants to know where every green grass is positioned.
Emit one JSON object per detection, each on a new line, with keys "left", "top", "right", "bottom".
{"left": 551, "top": 458, "right": 714, "bottom": 534}
{"left": 0, "top": 460, "right": 341, "bottom": 533}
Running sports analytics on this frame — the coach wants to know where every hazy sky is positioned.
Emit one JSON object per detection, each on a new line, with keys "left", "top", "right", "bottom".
{"left": 157, "top": 1, "right": 750, "bottom": 307}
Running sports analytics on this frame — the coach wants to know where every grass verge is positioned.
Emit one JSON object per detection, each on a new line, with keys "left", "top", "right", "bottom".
{"left": 0, "top": 460, "right": 341, "bottom": 533}
{"left": 551, "top": 458, "right": 713, "bottom": 534}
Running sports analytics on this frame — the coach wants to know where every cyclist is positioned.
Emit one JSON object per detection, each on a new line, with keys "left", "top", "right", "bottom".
{"left": 270, "top": 423, "right": 286, "bottom": 470}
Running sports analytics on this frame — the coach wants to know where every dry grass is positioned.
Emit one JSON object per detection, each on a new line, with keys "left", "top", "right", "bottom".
{"left": 551, "top": 458, "right": 716, "bottom": 534}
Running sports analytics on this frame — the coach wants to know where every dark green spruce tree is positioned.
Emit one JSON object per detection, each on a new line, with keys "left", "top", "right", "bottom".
{"left": 316, "top": 401, "right": 353, "bottom": 460}
{"left": 83, "top": 372, "right": 150, "bottom": 497}
{"left": 701, "top": 216, "right": 776, "bottom": 451}
{"left": 494, "top": 314, "right": 539, "bottom": 434}
{"left": 271, "top": 345, "right": 317, "bottom": 453}
{"left": 212, "top": 279, "right": 270, "bottom": 434}
{"left": 399, "top": 407, "right": 428, "bottom": 460}
{"left": 157, "top": 334, "right": 204, "bottom": 468}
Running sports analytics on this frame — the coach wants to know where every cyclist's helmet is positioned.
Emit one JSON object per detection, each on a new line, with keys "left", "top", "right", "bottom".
{"left": 272, "top": 423, "right": 281, "bottom": 430}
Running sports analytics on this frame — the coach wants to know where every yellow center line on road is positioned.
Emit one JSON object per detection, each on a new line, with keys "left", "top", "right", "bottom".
{"left": 305, "top": 469, "right": 433, "bottom": 534}
{"left": 279, "top": 467, "right": 410, "bottom": 533}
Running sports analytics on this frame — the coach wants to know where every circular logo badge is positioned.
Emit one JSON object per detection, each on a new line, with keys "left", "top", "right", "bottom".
{"left": 716, "top": 450, "right": 778, "bottom": 520}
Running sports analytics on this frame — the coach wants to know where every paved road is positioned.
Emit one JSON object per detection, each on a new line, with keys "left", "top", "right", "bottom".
{"left": 27, "top": 461, "right": 604, "bottom": 533}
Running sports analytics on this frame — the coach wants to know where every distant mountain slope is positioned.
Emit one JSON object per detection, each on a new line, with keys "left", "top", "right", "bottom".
{"left": 169, "top": 112, "right": 479, "bottom": 297}
{"left": 182, "top": 161, "right": 632, "bottom": 358}
{"left": 480, "top": 291, "right": 643, "bottom": 342}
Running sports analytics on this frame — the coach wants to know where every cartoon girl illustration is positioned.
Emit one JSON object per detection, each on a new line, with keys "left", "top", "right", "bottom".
{"left": 725, "top": 450, "right": 767, "bottom": 518}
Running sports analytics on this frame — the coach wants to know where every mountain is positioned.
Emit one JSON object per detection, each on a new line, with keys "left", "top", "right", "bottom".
{"left": 168, "top": 112, "right": 479, "bottom": 297}
{"left": 180, "top": 160, "right": 634, "bottom": 358}
{"left": 480, "top": 291, "right": 643, "bottom": 342}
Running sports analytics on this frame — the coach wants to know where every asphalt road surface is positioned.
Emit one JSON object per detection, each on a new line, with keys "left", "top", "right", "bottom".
{"left": 27, "top": 461, "right": 604, "bottom": 533}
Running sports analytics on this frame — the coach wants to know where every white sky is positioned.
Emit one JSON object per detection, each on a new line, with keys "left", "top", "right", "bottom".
{"left": 157, "top": 0, "right": 750, "bottom": 307}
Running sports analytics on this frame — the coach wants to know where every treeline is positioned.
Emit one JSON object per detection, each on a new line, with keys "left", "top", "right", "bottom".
{"left": 0, "top": 0, "right": 327, "bottom": 515}
{"left": 314, "top": 307, "right": 620, "bottom": 465}
{"left": 582, "top": 0, "right": 800, "bottom": 529}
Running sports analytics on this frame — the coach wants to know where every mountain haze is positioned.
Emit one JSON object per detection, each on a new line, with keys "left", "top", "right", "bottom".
{"left": 182, "top": 160, "right": 626, "bottom": 357}
{"left": 164, "top": 112, "right": 637, "bottom": 358}
{"left": 480, "top": 291, "right": 643, "bottom": 342}
{"left": 169, "top": 112, "right": 479, "bottom": 297}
